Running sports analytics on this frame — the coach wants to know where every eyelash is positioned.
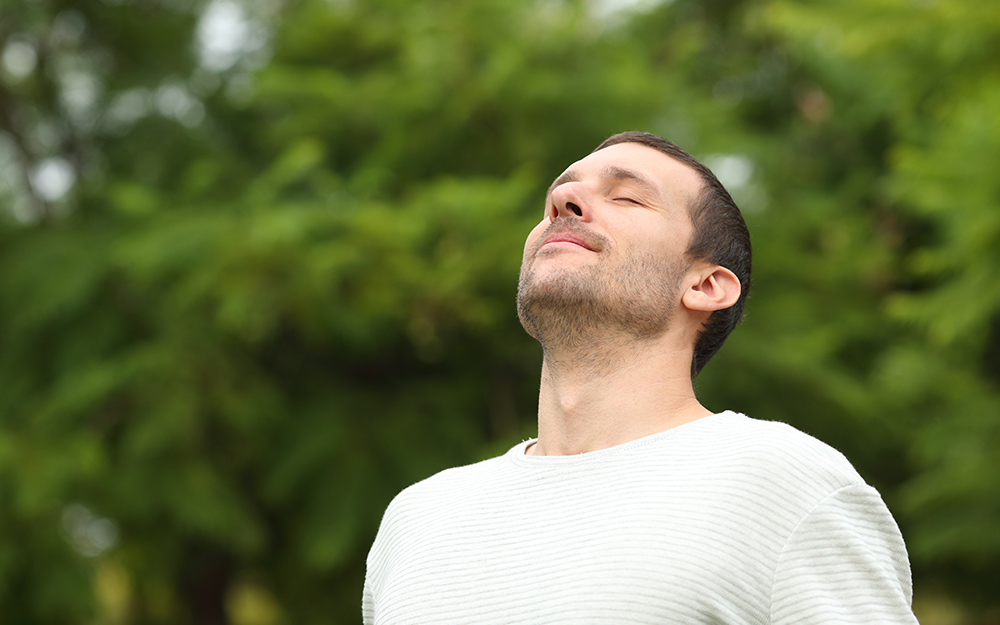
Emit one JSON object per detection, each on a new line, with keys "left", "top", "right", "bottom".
{"left": 613, "top": 197, "right": 641, "bottom": 205}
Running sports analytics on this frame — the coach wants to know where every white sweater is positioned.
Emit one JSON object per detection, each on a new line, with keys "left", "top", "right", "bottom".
{"left": 364, "top": 412, "right": 917, "bottom": 624}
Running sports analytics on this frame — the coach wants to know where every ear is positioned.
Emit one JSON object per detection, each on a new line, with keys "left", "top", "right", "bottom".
{"left": 681, "top": 264, "right": 741, "bottom": 313}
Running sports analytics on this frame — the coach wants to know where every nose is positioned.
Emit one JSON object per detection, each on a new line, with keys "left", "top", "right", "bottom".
{"left": 548, "top": 183, "right": 592, "bottom": 222}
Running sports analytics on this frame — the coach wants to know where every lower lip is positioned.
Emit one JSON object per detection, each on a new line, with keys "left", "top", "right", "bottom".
{"left": 541, "top": 240, "right": 590, "bottom": 251}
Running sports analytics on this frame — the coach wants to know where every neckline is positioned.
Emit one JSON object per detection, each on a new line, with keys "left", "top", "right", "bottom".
{"left": 507, "top": 411, "right": 736, "bottom": 468}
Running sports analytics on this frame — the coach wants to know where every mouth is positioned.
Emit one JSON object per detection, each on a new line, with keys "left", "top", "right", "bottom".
{"left": 540, "top": 232, "right": 595, "bottom": 251}
{"left": 524, "top": 217, "right": 608, "bottom": 266}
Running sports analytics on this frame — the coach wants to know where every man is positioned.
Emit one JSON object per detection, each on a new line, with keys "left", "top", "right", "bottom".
{"left": 363, "top": 132, "right": 917, "bottom": 624}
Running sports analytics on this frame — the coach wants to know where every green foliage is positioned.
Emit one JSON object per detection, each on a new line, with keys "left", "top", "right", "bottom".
{"left": 1, "top": 0, "right": 999, "bottom": 622}
{"left": 756, "top": 0, "right": 1000, "bottom": 611}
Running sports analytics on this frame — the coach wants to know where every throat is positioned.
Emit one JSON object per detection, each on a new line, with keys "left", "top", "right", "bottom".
{"left": 532, "top": 334, "right": 706, "bottom": 456}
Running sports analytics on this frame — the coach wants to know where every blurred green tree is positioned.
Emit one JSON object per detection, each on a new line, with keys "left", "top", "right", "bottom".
{"left": 757, "top": 0, "right": 1000, "bottom": 613}
{"left": 0, "top": 0, "right": 699, "bottom": 621}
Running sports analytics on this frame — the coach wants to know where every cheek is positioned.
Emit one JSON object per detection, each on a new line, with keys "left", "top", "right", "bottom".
{"left": 523, "top": 220, "right": 549, "bottom": 255}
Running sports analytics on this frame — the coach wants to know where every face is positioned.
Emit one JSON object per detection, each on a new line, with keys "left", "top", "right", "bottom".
{"left": 516, "top": 142, "right": 703, "bottom": 346}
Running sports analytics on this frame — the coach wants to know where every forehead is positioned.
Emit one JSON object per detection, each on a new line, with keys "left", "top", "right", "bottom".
{"left": 552, "top": 142, "right": 703, "bottom": 204}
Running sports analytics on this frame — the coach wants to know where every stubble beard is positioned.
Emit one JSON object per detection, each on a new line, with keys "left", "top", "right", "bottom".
{"left": 516, "top": 246, "right": 686, "bottom": 355}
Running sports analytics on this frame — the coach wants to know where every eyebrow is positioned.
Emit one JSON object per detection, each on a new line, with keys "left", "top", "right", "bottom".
{"left": 546, "top": 165, "right": 660, "bottom": 199}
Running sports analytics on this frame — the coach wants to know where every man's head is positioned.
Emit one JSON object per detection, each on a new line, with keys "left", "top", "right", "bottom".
{"left": 517, "top": 131, "right": 751, "bottom": 378}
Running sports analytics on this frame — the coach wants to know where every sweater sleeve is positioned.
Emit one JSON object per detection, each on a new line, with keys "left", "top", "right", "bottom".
{"left": 770, "top": 483, "right": 918, "bottom": 625}
{"left": 362, "top": 571, "right": 374, "bottom": 625}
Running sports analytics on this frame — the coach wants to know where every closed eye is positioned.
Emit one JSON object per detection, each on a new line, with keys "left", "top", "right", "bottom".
{"left": 613, "top": 197, "right": 642, "bottom": 205}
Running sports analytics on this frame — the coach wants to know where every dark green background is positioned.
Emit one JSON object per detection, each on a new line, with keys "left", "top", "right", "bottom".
{"left": 1, "top": 0, "right": 998, "bottom": 622}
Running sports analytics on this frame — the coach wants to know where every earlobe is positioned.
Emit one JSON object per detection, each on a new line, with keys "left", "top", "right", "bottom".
{"left": 682, "top": 266, "right": 741, "bottom": 312}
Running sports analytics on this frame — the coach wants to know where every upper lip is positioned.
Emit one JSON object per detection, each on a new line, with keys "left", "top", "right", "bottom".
{"left": 540, "top": 231, "right": 596, "bottom": 251}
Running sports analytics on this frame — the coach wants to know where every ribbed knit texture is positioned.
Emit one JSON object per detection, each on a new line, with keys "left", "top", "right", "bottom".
{"left": 364, "top": 412, "right": 917, "bottom": 624}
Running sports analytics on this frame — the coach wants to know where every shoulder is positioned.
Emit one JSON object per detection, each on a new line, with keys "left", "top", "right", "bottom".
{"left": 366, "top": 447, "right": 517, "bottom": 577}
{"left": 375, "top": 448, "right": 513, "bottom": 529}
{"left": 691, "top": 412, "right": 869, "bottom": 507}
{"left": 717, "top": 411, "right": 863, "bottom": 477}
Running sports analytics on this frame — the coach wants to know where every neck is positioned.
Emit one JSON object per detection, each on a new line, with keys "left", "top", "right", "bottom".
{"left": 527, "top": 331, "right": 711, "bottom": 456}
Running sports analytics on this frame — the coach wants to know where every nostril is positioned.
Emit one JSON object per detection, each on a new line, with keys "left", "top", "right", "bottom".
{"left": 567, "top": 202, "right": 582, "bottom": 217}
